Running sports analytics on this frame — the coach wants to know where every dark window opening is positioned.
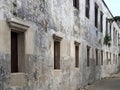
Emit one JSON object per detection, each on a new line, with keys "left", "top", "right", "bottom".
{"left": 73, "top": 0, "right": 79, "bottom": 9}
{"left": 110, "top": 53, "right": 111, "bottom": 64}
{"left": 113, "top": 54, "right": 115, "bottom": 64}
{"left": 118, "top": 34, "right": 119, "bottom": 41}
{"left": 106, "top": 52, "right": 108, "bottom": 64}
{"left": 100, "top": 11, "right": 103, "bottom": 32}
{"left": 118, "top": 34, "right": 119, "bottom": 39}
{"left": 106, "top": 18, "right": 108, "bottom": 35}
{"left": 116, "top": 31, "right": 118, "bottom": 42}
{"left": 96, "top": 49, "right": 98, "bottom": 65}
{"left": 109, "top": 23, "right": 112, "bottom": 37}
{"left": 101, "top": 50, "right": 103, "bottom": 65}
{"left": 11, "top": 31, "right": 25, "bottom": 73}
{"left": 11, "top": 32, "right": 18, "bottom": 73}
{"left": 53, "top": 34, "right": 62, "bottom": 69}
{"left": 87, "top": 46, "right": 90, "bottom": 67}
{"left": 113, "top": 27, "right": 115, "bottom": 43}
{"left": 75, "top": 42, "right": 80, "bottom": 67}
{"left": 116, "top": 55, "right": 117, "bottom": 64}
{"left": 85, "top": 0, "right": 90, "bottom": 18}
{"left": 54, "top": 41, "right": 60, "bottom": 69}
{"left": 95, "top": 3, "right": 98, "bottom": 28}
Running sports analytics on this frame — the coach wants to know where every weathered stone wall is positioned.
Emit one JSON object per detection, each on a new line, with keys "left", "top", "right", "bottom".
{"left": 0, "top": 0, "right": 119, "bottom": 90}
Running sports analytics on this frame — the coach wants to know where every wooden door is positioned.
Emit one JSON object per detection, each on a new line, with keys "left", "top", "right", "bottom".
{"left": 11, "top": 32, "right": 18, "bottom": 73}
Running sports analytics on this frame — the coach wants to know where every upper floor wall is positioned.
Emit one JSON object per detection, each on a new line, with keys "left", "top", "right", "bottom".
{"left": 1, "top": 0, "right": 120, "bottom": 47}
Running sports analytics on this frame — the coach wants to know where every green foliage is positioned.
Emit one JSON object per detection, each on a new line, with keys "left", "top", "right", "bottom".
{"left": 103, "top": 34, "right": 111, "bottom": 47}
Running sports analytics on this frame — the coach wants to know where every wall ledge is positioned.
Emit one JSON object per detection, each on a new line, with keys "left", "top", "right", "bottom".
{"left": 10, "top": 73, "right": 25, "bottom": 87}
{"left": 7, "top": 18, "right": 30, "bottom": 32}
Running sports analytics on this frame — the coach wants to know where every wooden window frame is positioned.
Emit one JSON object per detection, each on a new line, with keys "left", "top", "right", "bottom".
{"left": 106, "top": 52, "right": 108, "bottom": 64}
{"left": 110, "top": 53, "right": 111, "bottom": 64}
{"left": 85, "top": 0, "right": 90, "bottom": 18}
{"left": 73, "top": 0, "right": 79, "bottom": 10}
{"left": 53, "top": 34, "right": 62, "bottom": 69}
{"left": 113, "top": 27, "right": 115, "bottom": 44}
{"left": 11, "top": 31, "right": 25, "bottom": 73}
{"left": 118, "top": 34, "right": 119, "bottom": 40}
{"left": 74, "top": 41, "right": 80, "bottom": 68}
{"left": 116, "top": 31, "right": 118, "bottom": 44}
{"left": 109, "top": 23, "right": 112, "bottom": 37}
{"left": 87, "top": 46, "right": 90, "bottom": 67}
{"left": 116, "top": 55, "right": 117, "bottom": 64}
{"left": 118, "top": 34, "right": 119, "bottom": 42}
{"left": 8, "top": 18, "right": 30, "bottom": 73}
{"left": 95, "top": 3, "right": 98, "bottom": 28}
{"left": 96, "top": 49, "right": 98, "bottom": 65}
{"left": 113, "top": 54, "right": 115, "bottom": 64}
{"left": 100, "top": 11, "right": 103, "bottom": 32}
{"left": 106, "top": 18, "right": 108, "bottom": 35}
{"left": 11, "top": 32, "right": 18, "bottom": 73}
{"left": 101, "top": 50, "right": 103, "bottom": 65}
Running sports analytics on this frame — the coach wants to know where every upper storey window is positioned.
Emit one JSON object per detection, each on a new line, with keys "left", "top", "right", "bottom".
{"left": 109, "top": 23, "right": 112, "bottom": 36}
{"left": 95, "top": 3, "right": 98, "bottom": 28}
{"left": 73, "top": 0, "right": 79, "bottom": 10}
{"left": 75, "top": 42, "right": 80, "bottom": 68}
{"left": 85, "top": 0, "right": 90, "bottom": 18}
{"left": 53, "top": 34, "right": 62, "bottom": 69}
{"left": 100, "top": 11, "right": 103, "bottom": 32}
{"left": 106, "top": 18, "right": 108, "bottom": 35}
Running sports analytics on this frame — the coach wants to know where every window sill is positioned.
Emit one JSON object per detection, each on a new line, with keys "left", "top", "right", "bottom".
{"left": 75, "top": 67, "right": 79, "bottom": 70}
{"left": 54, "top": 69, "right": 62, "bottom": 77}
{"left": 10, "top": 73, "right": 25, "bottom": 87}
{"left": 85, "top": 16, "right": 90, "bottom": 20}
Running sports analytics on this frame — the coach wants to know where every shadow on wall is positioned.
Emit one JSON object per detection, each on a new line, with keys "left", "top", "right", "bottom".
{"left": 88, "top": 58, "right": 102, "bottom": 85}
{"left": 117, "top": 56, "right": 120, "bottom": 72}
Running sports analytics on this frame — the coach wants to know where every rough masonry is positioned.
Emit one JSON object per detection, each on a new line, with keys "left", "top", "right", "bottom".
{"left": 0, "top": 0, "right": 120, "bottom": 90}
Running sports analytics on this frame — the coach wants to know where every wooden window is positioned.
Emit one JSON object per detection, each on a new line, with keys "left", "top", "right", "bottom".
{"left": 110, "top": 53, "right": 111, "bottom": 64}
{"left": 113, "top": 54, "right": 115, "bottom": 64}
{"left": 106, "top": 18, "right": 108, "bottom": 35}
{"left": 73, "top": 0, "right": 79, "bottom": 9}
{"left": 101, "top": 50, "right": 103, "bottom": 65}
{"left": 8, "top": 18, "right": 29, "bottom": 73}
{"left": 113, "top": 28, "right": 115, "bottom": 44}
{"left": 106, "top": 52, "right": 108, "bottom": 64}
{"left": 116, "top": 31, "right": 118, "bottom": 43}
{"left": 53, "top": 34, "right": 62, "bottom": 69}
{"left": 96, "top": 49, "right": 98, "bottom": 65}
{"left": 95, "top": 3, "right": 98, "bottom": 28}
{"left": 100, "top": 11, "right": 103, "bottom": 32}
{"left": 113, "top": 27, "right": 115, "bottom": 38}
{"left": 75, "top": 41, "right": 80, "bottom": 67}
{"left": 109, "top": 23, "right": 112, "bottom": 37}
{"left": 118, "top": 34, "right": 119, "bottom": 42}
{"left": 87, "top": 46, "right": 90, "bottom": 67}
{"left": 11, "top": 32, "right": 18, "bottom": 73}
{"left": 85, "top": 0, "right": 90, "bottom": 18}
{"left": 11, "top": 31, "right": 25, "bottom": 73}
{"left": 118, "top": 34, "right": 119, "bottom": 40}
{"left": 118, "top": 33, "right": 120, "bottom": 46}
{"left": 116, "top": 55, "right": 117, "bottom": 64}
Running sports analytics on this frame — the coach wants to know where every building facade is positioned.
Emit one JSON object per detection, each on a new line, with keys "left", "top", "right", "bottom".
{"left": 0, "top": 0, "right": 120, "bottom": 90}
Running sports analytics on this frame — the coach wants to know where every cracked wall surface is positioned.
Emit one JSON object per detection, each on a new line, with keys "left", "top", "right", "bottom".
{"left": 0, "top": 0, "right": 120, "bottom": 90}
